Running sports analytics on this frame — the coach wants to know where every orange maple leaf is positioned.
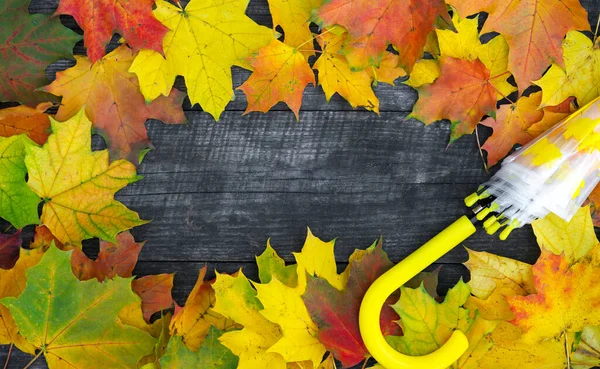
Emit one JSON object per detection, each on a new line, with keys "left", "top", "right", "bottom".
{"left": 410, "top": 57, "right": 497, "bottom": 142}
{"left": 0, "top": 103, "right": 52, "bottom": 145}
{"left": 507, "top": 245, "right": 600, "bottom": 344}
{"left": 316, "top": 0, "right": 452, "bottom": 71}
{"left": 41, "top": 45, "right": 186, "bottom": 164}
{"left": 450, "top": 0, "right": 590, "bottom": 93}
{"left": 239, "top": 40, "right": 315, "bottom": 119}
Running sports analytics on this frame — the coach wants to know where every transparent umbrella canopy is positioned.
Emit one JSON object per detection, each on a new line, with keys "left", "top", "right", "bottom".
{"left": 470, "top": 97, "right": 600, "bottom": 240}
{"left": 359, "top": 96, "right": 600, "bottom": 369}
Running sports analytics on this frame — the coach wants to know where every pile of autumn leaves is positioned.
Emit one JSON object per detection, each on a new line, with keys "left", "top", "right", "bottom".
{"left": 6, "top": 207, "right": 600, "bottom": 369}
{"left": 3, "top": 0, "right": 600, "bottom": 367}
{"left": 2, "top": 0, "right": 598, "bottom": 167}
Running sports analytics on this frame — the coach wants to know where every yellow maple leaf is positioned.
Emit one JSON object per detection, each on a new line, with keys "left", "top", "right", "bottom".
{"left": 24, "top": 110, "right": 147, "bottom": 245}
{"left": 477, "top": 322, "right": 569, "bottom": 369}
{"left": 535, "top": 31, "right": 600, "bottom": 107}
{"left": 239, "top": 39, "right": 315, "bottom": 119}
{"left": 314, "top": 29, "right": 403, "bottom": 113}
{"left": 294, "top": 228, "right": 347, "bottom": 292}
{"left": 129, "top": 0, "right": 273, "bottom": 120}
{"left": 532, "top": 205, "right": 598, "bottom": 264}
{"left": 212, "top": 271, "right": 286, "bottom": 369}
{"left": 404, "top": 59, "right": 440, "bottom": 88}
{"left": 254, "top": 278, "right": 326, "bottom": 367}
{"left": 267, "top": 0, "right": 323, "bottom": 57}
{"left": 0, "top": 247, "right": 44, "bottom": 354}
{"left": 464, "top": 248, "right": 535, "bottom": 300}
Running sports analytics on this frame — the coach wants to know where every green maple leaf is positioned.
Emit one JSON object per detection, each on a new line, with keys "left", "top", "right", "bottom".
{"left": 1, "top": 245, "right": 156, "bottom": 369}
{"left": 0, "top": 0, "right": 81, "bottom": 104}
{"left": 0, "top": 135, "right": 40, "bottom": 228}
{"left": 160, "top": 326, "right": 239, "bottom": 369}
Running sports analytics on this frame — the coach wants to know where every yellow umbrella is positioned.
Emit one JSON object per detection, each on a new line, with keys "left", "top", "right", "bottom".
{"left": 359, "top": 96, "right": 600, "bottom": 369}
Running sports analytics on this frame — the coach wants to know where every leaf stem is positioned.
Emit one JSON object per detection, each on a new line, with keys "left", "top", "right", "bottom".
{"left": 475, "top": 125, "right": 490, "bottom": 174}
{"left": 295, "top": 25, "right": 339, "bottom": 51}
{"left": 564, "top": 332, "right": 571, "bottom": 369}
{"left": 22, "top": 350, "right": 43, "bottom": 369}
{"left": 3, "top": 225, "right": 12, "bottom": 233}
{"left": 594, "top": 13, "right": 600, "bottom": 42}
{"left": 361, "top": 359, "right": 368, "bottom": 369}
{"left": 2, "top": 344, "right": 12, "bottom": 369}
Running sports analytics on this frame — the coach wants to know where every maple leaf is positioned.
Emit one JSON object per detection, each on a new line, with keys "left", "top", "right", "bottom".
{"left": 315, "top": 0, "right": 452, "bottom": 71}
{"left": 387, "top": 280, "right": 497, "bottom": 368}
{"left": 71, "top": 231, "right": 144, "bottom": 281}
{"left": 160, "top": 327, "right": 239, "bottom": 369}
{"left": 0, "top": 135, "right": 40, "bottom": 229}
{"left": 409, "top": 13, "right": 518, "bottom": 142}
{"left": 410, "top": 57, "right": 497, "bottom": 142}
{"left": 24, "top": 109, "right": 148, "bottom": 245}
{"left": 0, "top": 247, "right": 43, "bottom": 354}
{"left": 0, "top": 230, "right": 22, "bottom": 270}
{"left": 302, "top": 240, "right": 400, "bottom": 368}
{"left": 56, "top": 0, "right": 167, "bottom": 63}
{"left": 536, "top": 31, "right": 600, "bottom": 108}
{"left": 254, "top": 277, "right": 327, "bottom": 367}
{"left": 170, "top": 266, "right": 239, "bottom": 351}
{"left": 477, "top": 322, "right": 569, "bottom": 369}
{"left": 268, "top": 0, "right": 323, "bottom": 57}
{"left": 456, "top": 0, "right": 589, "bottom": 93}
{"left": 0, "top": 0, "right": 80, "bottom": 105}
{"left": 212, "top": 271, "right": 286, "bottom": 369}
{"left": 0, "top": 103, "right": 52, "bottom": 145}
{"left": 481, "top": 91, "right": 574, "bottom": 166}
{"left": 41, "top": 44, "right": 187, "bottom": 163}
{"left": 464, "top": 248, "right": 535, "bottom": 300}
{"left": 388, "top": 280, "right": 470, "bottom": 355}
{"left": 129, "top": 0, "right": 273, "bottom": 120}
{"left": 463, "top": 248, "right": 534, "bottom": 322}
{"left": 314, "top": 30, "right": 385, "bottom": 113}
{"left": 256, "top": 240, "right": 298, "bottom": 287}
{"left": 532, "top": 205, "right": 598, "bottom": 264}
{"left": 132, "top": 274, "right": 175, "bottom": 323}
{"left": 239, "top": 39, "right": 315, "bottom": 119}
{"left": 1, "top": 245, "right": 156, "bottom": 368}
{"left": 508, "top": 244, "right": 600, "bottom": 344}
{"left": 404, "top": 59, "right": 441, "bottom": 88}
{"left": 294, "top": 228, "right": 348, "bottom": 292}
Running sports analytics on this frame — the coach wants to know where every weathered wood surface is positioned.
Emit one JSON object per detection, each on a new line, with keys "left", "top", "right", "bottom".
{"left": 3, "top": 0, "right": 600, "bottom": 368}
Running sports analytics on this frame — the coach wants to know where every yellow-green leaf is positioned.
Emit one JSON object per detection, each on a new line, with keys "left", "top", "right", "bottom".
{"left": 1, "top": 245, "right": 156, "bottom": 368}
{"left": 24, "top": 110, "right": 147, "bottom": 245}
{"left": 532, "top": 205, "right": 598, "bottom": 264}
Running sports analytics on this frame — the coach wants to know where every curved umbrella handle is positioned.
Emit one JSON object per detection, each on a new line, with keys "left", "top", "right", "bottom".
{"left": 359, "top": 216, "right": 477, "bottom": 369}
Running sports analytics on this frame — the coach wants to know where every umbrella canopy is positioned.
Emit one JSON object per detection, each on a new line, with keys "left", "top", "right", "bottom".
{"left": 468, "top": 97, "right": 600, "bottom": 239}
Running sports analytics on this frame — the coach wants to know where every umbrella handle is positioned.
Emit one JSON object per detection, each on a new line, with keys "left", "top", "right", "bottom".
{"left": 359, "top": 216, "right": 476, "bottom": 369}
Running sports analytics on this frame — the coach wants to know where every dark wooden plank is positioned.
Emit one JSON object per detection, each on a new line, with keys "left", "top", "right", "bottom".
{"left": 101, "top": 111, "right": 541, "bottom": 265}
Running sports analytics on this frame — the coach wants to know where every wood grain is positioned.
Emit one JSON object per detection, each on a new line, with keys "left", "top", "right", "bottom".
{"left": 2, "top": 0, "right": 600, "bottom": 367}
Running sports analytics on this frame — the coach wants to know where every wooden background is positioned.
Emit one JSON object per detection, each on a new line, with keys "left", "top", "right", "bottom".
{"left": 3, "top": 0, "right": 600, "bottom": 367}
